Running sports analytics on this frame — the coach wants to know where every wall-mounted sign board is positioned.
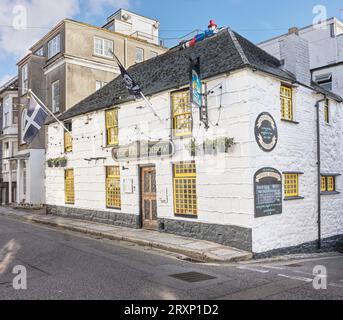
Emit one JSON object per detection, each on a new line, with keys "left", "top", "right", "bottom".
{"left": 254, "top": 167, "right": 282, "bottom": 218}
{"left": 112, "top": 140, "right": 175, "bottom": 162}
{"left": 255, "top": 112, "right": 278, "bottom": 152}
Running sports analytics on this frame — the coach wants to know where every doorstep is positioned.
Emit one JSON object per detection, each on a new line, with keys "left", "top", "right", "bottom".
{"left": 0, "top": 206, "right": 252, "bottom": 263}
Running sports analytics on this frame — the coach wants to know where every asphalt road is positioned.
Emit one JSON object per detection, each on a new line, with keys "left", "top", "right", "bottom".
{"left": 0, "top": 215, "right": 343, "bottom": 300}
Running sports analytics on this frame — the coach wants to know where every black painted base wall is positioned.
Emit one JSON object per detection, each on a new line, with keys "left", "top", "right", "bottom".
{"left": 158, "top": 218, "right": 253, "bottom": 252}
{"left": 254, "top": 234, "right": 343, "bottom": 259}
{"left": 47, "top": 205, "right": 140, "bottom": 229}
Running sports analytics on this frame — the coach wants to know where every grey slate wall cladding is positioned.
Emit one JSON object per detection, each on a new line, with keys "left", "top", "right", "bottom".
{"left": 254, "top": 234, "right": 343, "bottom": 259}
{"left": 47, "top": 205, "right": 140, "bottom": 228}
{"left": 158, "top": 218, "right": 253, "bottom": 252}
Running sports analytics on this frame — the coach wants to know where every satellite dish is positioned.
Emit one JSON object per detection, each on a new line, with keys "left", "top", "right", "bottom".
{"left": 153, "top": 21, "right": 160, "bottom": 29}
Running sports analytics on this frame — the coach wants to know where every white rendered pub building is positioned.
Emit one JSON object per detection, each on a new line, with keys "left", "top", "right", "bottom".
{"left": 45, "top": 28, "right": 343, "bottom": 257}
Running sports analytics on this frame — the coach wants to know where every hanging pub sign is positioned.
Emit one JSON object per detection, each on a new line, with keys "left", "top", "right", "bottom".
{"left": 190, "top": 57, "right": 209, "bottom": 129}
{"left": 112, "top": 140, "right": 175, "bottom": 161}
{"left": 254, "top": 167, "right": 282, "bottom": 218}
{"left": 255, "top": 112, "right": 278, "bottom": 152}
{"left": 190, "top": 57, "right": 202, "bottom": 108}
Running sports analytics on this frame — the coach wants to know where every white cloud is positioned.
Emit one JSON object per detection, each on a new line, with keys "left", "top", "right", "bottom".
{"left": 0, "top": 0, "right": 132, "bottom": 58}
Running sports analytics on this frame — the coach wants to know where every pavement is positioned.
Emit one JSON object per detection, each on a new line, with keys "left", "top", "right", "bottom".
{"left": 0, "top": 206, "right": 251, "bottom": 263}
{"left": 0, "top": 214, "right": 342, "bottom": 300}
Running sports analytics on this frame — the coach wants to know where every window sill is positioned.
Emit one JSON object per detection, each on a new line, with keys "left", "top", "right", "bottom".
{"left": 106, "top": 206, "right": 121, "bottom": 210}
{"left": 321, "top": 191, "right": 340, "bottom": 196}
{"left": 281, "top": 119, "right": 300, "bottom": 124}
{"left": 93, "top": 54, "right": 114, "bottom": 61}
{"left": 174, "top": 214, "right": 198, "bottom": 219}
{"left": 284, "top": 196, "right": 305, "bottom": 201}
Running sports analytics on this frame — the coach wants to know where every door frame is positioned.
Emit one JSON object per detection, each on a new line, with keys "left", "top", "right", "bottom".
{"left": 139, "top": 164, "right": 157, "bottom": 230}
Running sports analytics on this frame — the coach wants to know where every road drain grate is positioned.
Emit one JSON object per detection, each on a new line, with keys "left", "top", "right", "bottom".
{"left": 169, "top": 272, "right": 216, "bottom": 283}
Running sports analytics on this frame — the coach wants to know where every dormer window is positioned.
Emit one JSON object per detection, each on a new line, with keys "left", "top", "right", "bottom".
{"left": 315, "top": 73, "right": 332, "bottom": 91}
{"left": 48, "top": 34, "right": 61, "bottom": 59}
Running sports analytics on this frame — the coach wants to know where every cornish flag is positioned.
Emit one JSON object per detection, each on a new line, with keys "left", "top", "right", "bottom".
{"left": 23, "top": 94, "right": 48, "bottom": 144}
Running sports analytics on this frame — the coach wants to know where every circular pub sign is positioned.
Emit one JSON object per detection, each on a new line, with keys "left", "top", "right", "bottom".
{"left": 255, "top": 112, "right": 278, "bottom": 152}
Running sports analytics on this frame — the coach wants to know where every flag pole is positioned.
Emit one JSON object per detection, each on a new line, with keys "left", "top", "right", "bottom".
{"left": 111, "top": 50, "right": 162, "bottom": 122}
{"left": 28, "top": 89, "right": 73, "bottom": 136}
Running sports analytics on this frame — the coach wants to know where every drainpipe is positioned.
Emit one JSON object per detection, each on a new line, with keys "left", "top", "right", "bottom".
{"left": 315, "top": 98, "right": 326, "bottom": 250}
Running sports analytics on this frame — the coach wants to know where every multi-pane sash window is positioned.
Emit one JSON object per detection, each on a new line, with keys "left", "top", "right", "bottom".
{"left": 48, "top": 34, "right": 61, "bottom": 59}
{"left": 22, "top": 64, "right": 28, "bottom": 95}
{"left": 284, "top": 174, "right": 299, "bottom": 198}
{"left": 172, "top": 90, "right": 192, "bottom": 137}
{"left": 64, "top": 122, "right": 72, "bottom": 153}
{"left": 136, "top": 48, "right": 144, "bottom": 63}
{"left": 96, "top": 81, "right": 107, "bottom": 91}
{"left": 105, "top": 109, "right": 119, "bottom": 146}
{"left": 65, "top": 169, "right": 75, "bottom": 204}
{"left": 321, "top": 176, "right": 336, "bottom": 193}
{"left": 324, "top": 99, "right": 329, "bottom": 124}
{"left": 106, "top": 166, "right": 121, "bottom": 209}
{"left": 52, "top": 80, "right": 60, "bottom": 113}
{"left": 280, "top": 85, "right": 293, "bottom": 121}
{"left": 94, "top": 37, "right": 113, "bottom": 58}
{"left": 173, "top": 162, "right": 198, "bottom": 216}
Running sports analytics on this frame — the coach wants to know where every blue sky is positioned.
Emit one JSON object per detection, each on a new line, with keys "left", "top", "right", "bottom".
{"left": 0, "top": 0, "right": 342, "bottom": 85}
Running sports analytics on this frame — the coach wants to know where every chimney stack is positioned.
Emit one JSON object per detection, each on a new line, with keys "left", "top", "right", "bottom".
{"left": 279, "top": 27, "right": 311, "bottom": 86}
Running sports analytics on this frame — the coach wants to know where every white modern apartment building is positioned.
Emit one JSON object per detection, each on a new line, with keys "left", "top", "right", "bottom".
{"left": 259, "top": 17, "right": 343, "bottom": 96}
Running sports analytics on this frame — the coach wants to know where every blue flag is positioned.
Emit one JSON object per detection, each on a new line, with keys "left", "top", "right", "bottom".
{"left": 23, "top": 94, "right": 48, "bottom": 144}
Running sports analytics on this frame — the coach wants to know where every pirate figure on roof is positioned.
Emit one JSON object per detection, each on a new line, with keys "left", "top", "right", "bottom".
{"left": 182, "top": 20, "right": 220, "bottom": 49}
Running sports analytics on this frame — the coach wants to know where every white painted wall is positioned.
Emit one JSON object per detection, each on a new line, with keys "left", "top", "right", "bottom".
{"left": 46, "top": 69, "right": 343, "bottom": 253}
{"left": 249, "top": 71, "right": 343, "bottom": 253}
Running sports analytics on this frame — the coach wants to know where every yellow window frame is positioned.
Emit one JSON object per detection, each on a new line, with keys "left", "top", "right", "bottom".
{"left": 171, "top": 90, "right": 192, "bottom": 137}
{"left": 106, "top": 166, "right": 121, "bottom": 209}
{"left": 321, "top": 176, "right": 327, "bottom": 192}
{"left": 65, "top": 169, "right": 75, "bottom": 205}
{"left": 327, "top": 176, "right": 335, "bottom": 192}
{"left": 64, "top": 131, "right": 73, "bottom": 153}
{"left": 324, "top": 99, "right": 329, "bottom": 124}
{"left": 173, "top": 161, "right": 198, "bottom": 216}
{"left": 280, "top": 85, "right": 293, "bottom": 121}
{"left": 284, "top": 174, "right": 299, "bottom": 198}
{"left": 105, "top": 109, "right": 119, "bottom": 146}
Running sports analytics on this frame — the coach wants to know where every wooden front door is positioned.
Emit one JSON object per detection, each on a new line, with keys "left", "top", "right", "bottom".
{"left": 141, "top": 166, "right": 158, "bottom": 230}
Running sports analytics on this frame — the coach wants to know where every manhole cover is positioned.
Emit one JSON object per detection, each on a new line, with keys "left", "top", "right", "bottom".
{"left": 169, "top": 272, "right": 216, "bottom": 283}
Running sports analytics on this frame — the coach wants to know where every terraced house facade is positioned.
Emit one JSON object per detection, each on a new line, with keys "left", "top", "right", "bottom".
{"left": 45, "top": 28, "right": 343, "bottom": 257}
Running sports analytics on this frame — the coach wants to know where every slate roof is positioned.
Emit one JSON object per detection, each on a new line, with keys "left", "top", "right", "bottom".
{"left": 52, "top": 28, "right": 340, "bottom": 123}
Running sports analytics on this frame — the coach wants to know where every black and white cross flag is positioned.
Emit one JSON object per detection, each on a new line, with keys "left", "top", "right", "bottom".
{"left": 23, "top": 93, "right": 48, "bottom": 144}
{"left": 114, "top": 54, "right": 142, "bottom": 99}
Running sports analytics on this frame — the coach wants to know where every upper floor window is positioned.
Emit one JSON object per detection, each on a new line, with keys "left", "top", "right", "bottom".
{"left": 136, "top": 48, "right": 144, "bottom": 63}
{"left": 22, "top": 64, "right": 28, "bottom": 95}
{"left": 21, "top": 109, "right": 27, "bottom": 144}
{"left": 171, "top": 90, "right": 192, "bottom": 137}
{"left": 324, "top": 99, "right": 330, "bottom": 124}
{"left": 321, "top": 175, "right": 337, "bottom": 193}
{"left": 280, "top": 85, "right": 293, "bottom": 121}
{"left": 4, "top": 112, "right": 9, "bottom": 128}
{"left": 150, "top": 51, "right": 158, "bottom": 59}
{"left": 52, "top": 80, "right": 60, "bottom": 113}
{"left": 35, "top": 47, "right": 44, "bottom": 56}
{"left": 94, "top": 37, "right": 113, "bottom": 58}
{"left": 105, "top": 109, "right": 119, "bottom": 146}
{"left": 96, "top": 81, "right": 108, "bottom": 91}
{"left": 315, "top": 73, "right": 332, "bottom": 92}
{"left": 64, "top": 122, "right": 73, "bottom": 153}
{"left": 48, "top": 34, "right": 61, "bottom": 59}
